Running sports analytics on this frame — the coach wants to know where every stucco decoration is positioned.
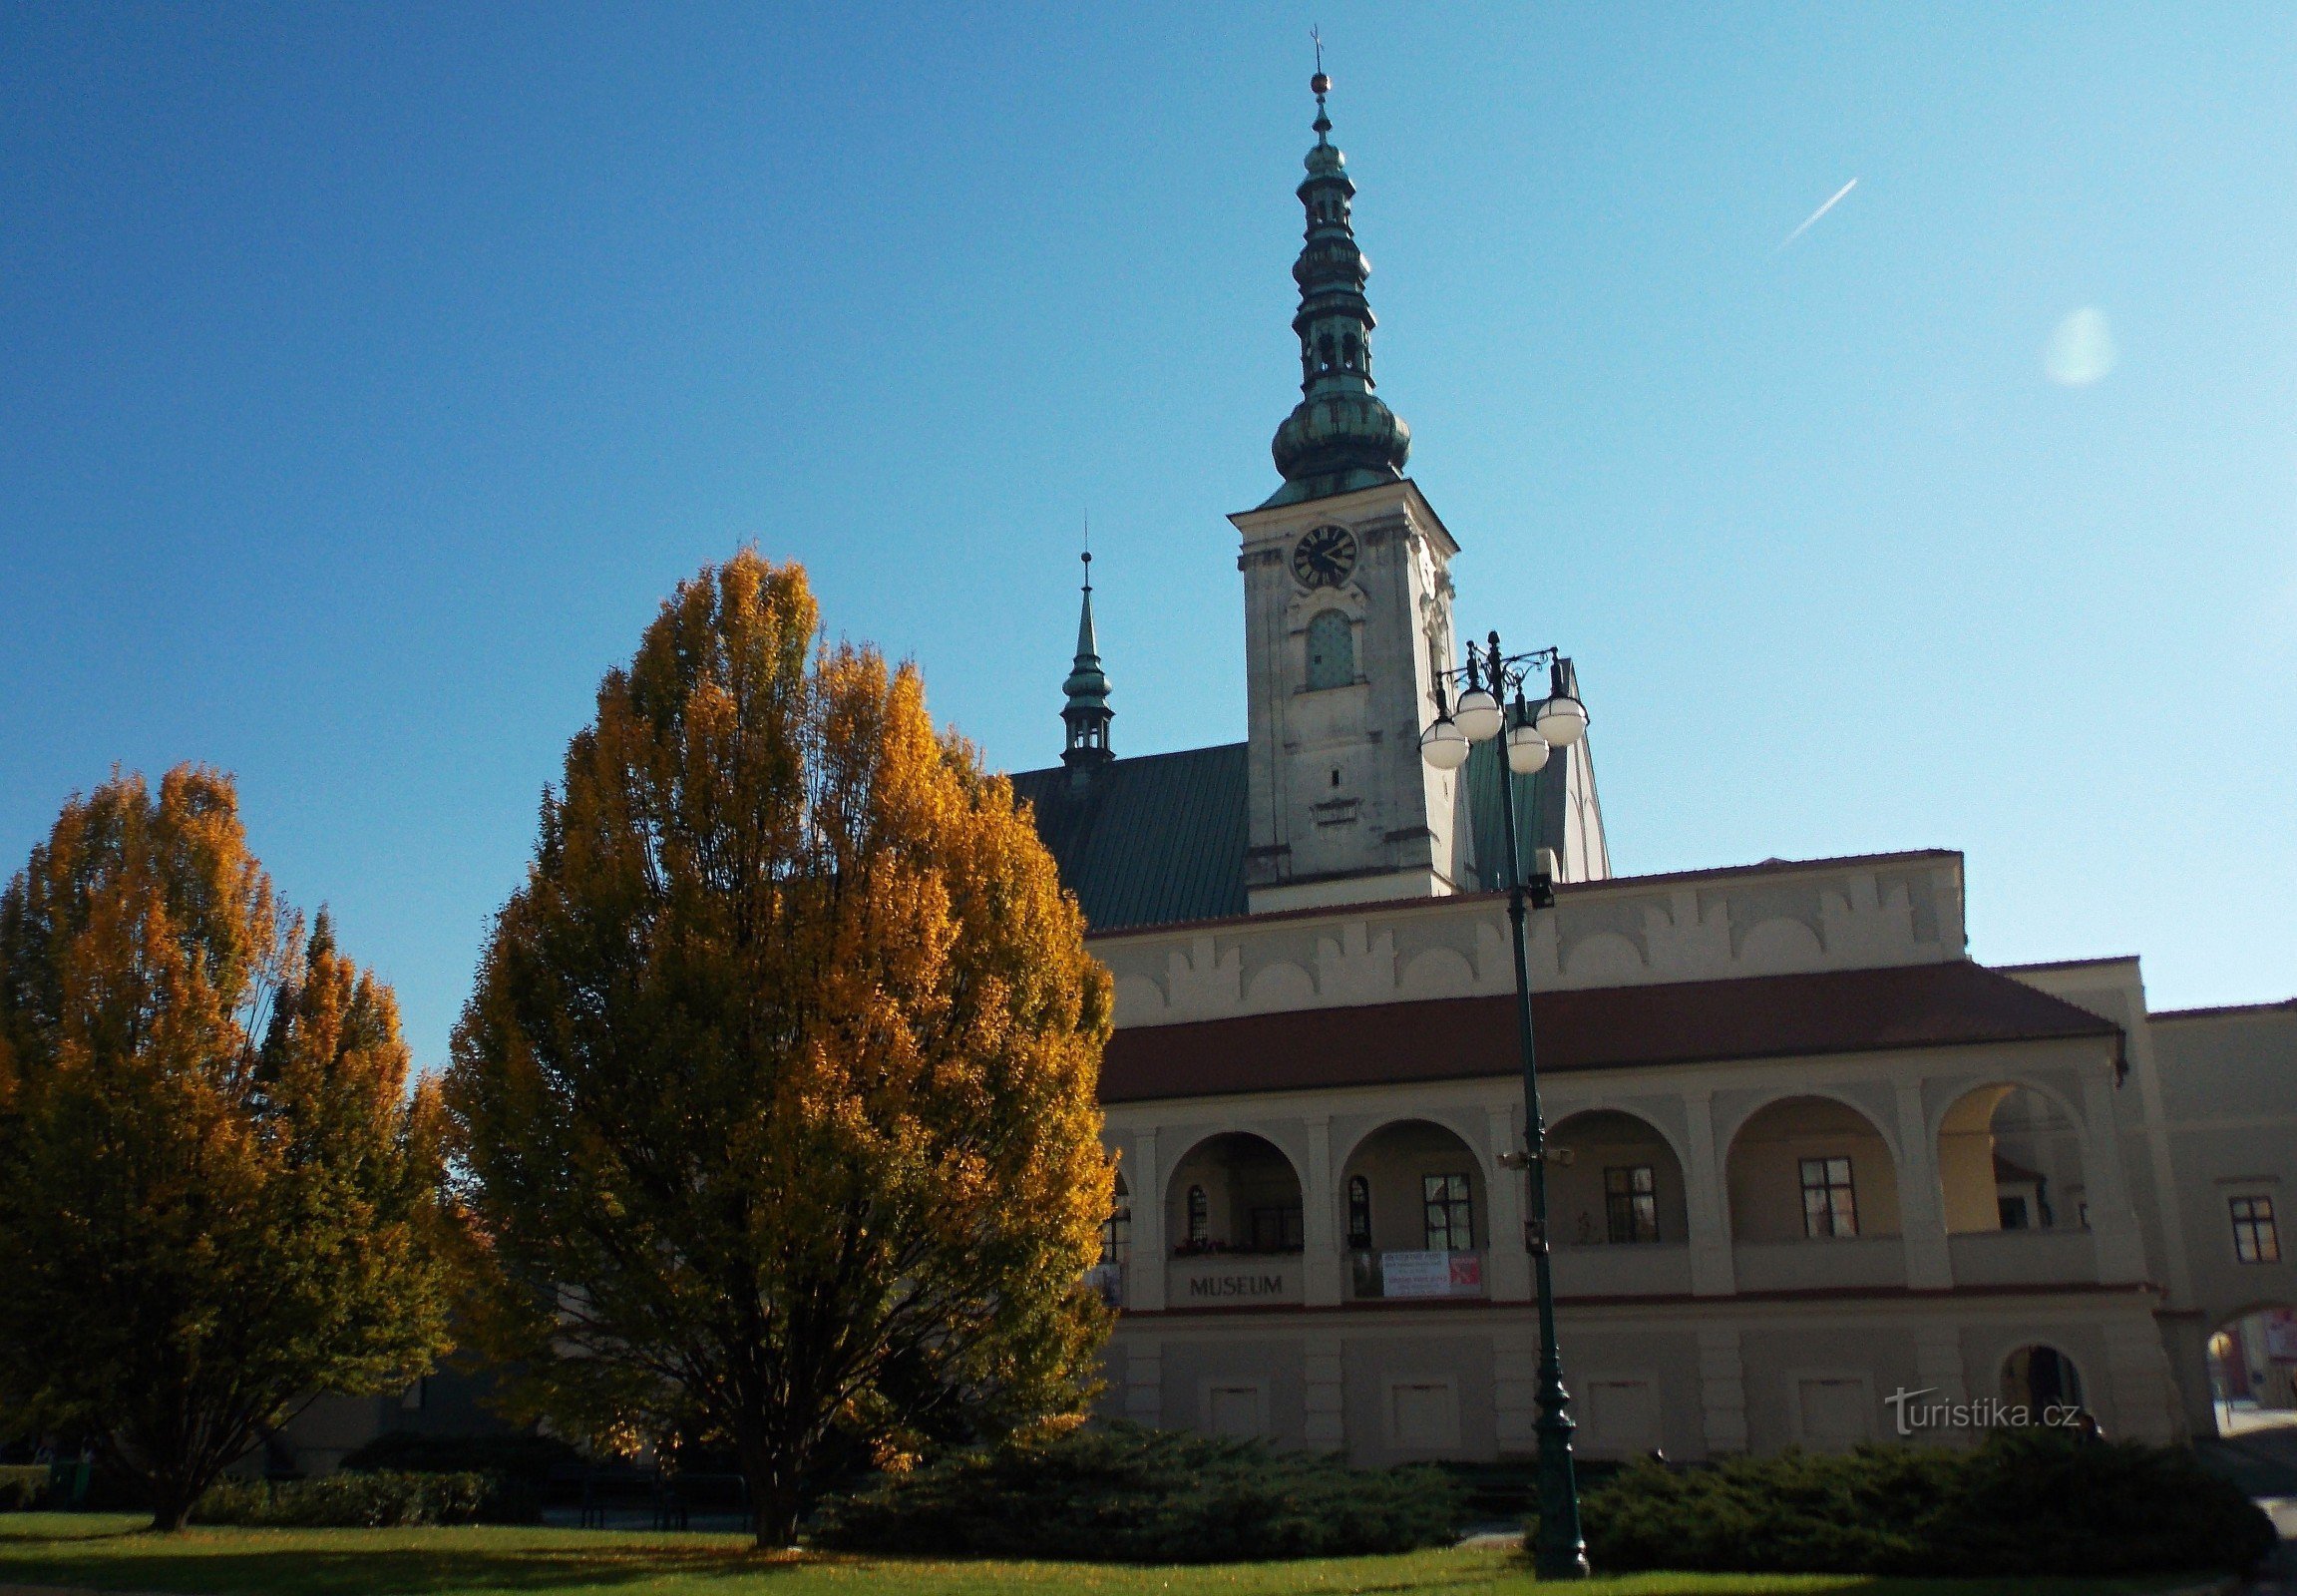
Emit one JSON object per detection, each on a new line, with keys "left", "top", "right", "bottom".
{"left": 1113, "top": 976, "right": 1168, "bottom": 1025}
{"left": 1245, "top": 961, "right": 1318, "bottom": 1009}
{"left": 1819, "top": 876, "right": 1921, "bottom": 965}
{"left": 1167, "top": 937, "right": 1242, "bottom": 1010}
{"left": 1738, "top": 917, "right": 1826, "bottom": 972}
{"left": 1564, "top": 931, "right": 1646, "bottom": 984}
{"left": 1316, "top": 922, "right": 1400, "bottom": 1004}
{"left": 1398, "top": 946, "right": 1474, "bottom": 998}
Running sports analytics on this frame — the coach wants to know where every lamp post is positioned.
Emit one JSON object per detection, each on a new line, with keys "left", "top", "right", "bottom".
{"left": 1420, "top": 629, "right": 1590, "bottom": 1580}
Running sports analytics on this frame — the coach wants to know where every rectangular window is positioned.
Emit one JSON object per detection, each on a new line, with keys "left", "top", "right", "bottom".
{"left": 2231, "top": 1195, "right": 2281, "bottom": 1264}
{"left": 1998, "top": 1195, "right": 2030, "bottom": 1231}
{"left": 1099, "top": 1203, "right": 1131, "bottom": 1267}
{"left": 1800, "top": 1156, "right": 1858, "bottom": 1239}
{"left": 1248, "top": 1204, "right": 1304, "bottom": 1253}
{"left": 1606, "top": 1165, "right": 1660, "bottom": 1244}
{"left": 1423, "top": 1173, "right": 1474, "bottom": 1252}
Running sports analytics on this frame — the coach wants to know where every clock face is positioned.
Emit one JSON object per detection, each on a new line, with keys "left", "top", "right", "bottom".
{"left": 1291, "top": 525, "right": 1358, "bottom": 589}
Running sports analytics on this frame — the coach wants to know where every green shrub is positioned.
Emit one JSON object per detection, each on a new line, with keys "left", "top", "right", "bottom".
{"left": 810, "top": 1422, "right": 1465, "bottom": 1562}
{"left": 191, "top": 1468, "right": 517, "bottom": 1527}
{"left": 1564, "top": 1430, "right": 2277, "bottom": 1577}
{"left": 0, "top": 1464, "right": 47, "bottom": 1511}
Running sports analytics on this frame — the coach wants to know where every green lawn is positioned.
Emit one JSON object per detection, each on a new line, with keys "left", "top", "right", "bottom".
{"left": 0, "top": 1515, "right": 2221, "bottom": 1596}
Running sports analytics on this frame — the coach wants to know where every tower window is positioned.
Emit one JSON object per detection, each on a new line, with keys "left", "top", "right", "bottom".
{"left": 1306, "top": 609, "right": 1354, "bottom": 689}
{"left": 1423, "top": 1173, "right": 1474, "bottom": 1252}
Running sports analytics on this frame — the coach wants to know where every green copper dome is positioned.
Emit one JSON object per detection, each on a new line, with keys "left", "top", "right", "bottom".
{"left": 1264, "top": 76, "right": 1410, "bottom": 509}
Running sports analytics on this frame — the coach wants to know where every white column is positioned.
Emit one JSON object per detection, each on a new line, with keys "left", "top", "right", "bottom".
{"left": 1487, "top": 1103, "right": 1532, "bottom": 1302}
{"left": 2101, "top": 1317, "right": 2179, "bottom": 1442}
{"left": 1304, "top": 1334, "right": 1345, "bottom": 1449}
{"left": 1129, "top": 1130, "right": 1165, "bottom": 1312}
{"left": 2081, "top": 1073, "right": 2149, "bottom": 1284}
{"left": 1696, "top": 1326, "right": 1748, "bottom": 1455}
{"left": 1304, "top": 1116, "right": 1341, "bottom": 1307}
{"left": 1683, "top": 1091, "right": 1736, "bottom": 1296}
{"left": 1893, "top": 1080, "right": 1954, "bottom": 1290}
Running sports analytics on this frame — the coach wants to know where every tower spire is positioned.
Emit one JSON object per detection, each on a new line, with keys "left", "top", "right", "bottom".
{"left": 1263, "top": 61, "right": 1410, "bottom": 509}
{"left": 1061, "top": 524, "right": 1113, "bottom": 772}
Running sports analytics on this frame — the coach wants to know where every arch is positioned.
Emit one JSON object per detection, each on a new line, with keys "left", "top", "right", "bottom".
{"left": 1305, "top": 609, "right": 1354, "bottom": 689}
{"left": 1244, "top": 961, "right": 1316, "bottom": 1008}
{"left": 1724, "top": 1094, "right": 1902, "bottom": 1243}
{"left": 1737, "top": 917, "right": 1824, "bottom": 970}
{"left": 1999, "top": 1343, "right": 2086, "bottom": 1411}
{"left": 1935, "top": 1079, "right": 2092, "bottom": 1235}
{"left": 1548, "top": 1108, "right": 1691, "bottom": 1248}
{"left": 1164, "top": 1131, "right": 1305, "bottom": 1258}
{"left": 1338, "top": 1118, "right": 1491, "bottom": 1293}
{"left": 1398, "top": 947, "right": 1474, "bottom": 998}
{"left": 1563, "top": 931, "right": 1645, "bottom": 983}
{"left": 2208, "top": 1303, "right": 2297, "bottom": 1436}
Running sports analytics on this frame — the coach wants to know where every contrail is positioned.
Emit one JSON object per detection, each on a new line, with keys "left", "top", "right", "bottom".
{"left": 1776, "top": 178, "right": 1858, "bottom": 252}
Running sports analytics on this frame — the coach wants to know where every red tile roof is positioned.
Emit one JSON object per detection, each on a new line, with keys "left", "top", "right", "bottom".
{"left": 1099, "top": 961, "right": 2120, "bottom": 1103}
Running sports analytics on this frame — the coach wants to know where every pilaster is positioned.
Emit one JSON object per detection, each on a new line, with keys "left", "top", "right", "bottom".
{"left": 1696, "top": 1326, "right": 1748, "bottom": 1454}
{"left": 1128, "top": 1130, "right": 1165, "bottom": 1312}
{"left": 1894, "top": 1080, "right": 1954, "bottom": 1290}
{"left": 1304, "top": 1116, "right": 1341, "bottom": 1306}
{"left": 1683, "top": 1090, "right": 1736, "bottom": 1296}
{"left": 1304, "top": 1334, "right": 1346, "bottom": 1449}
{"left": 1123, "top": 1335, "right": 1164, "bottom": 1427}
{"left": 2081, "top": 1073, "right": 2150, "bottom": 1284}
{"left": 1494, "top": 1327, "right": 1539, "bottom": 1452}
{"left": 1486, "top": 1102, "right": 1532, "bottom": 1301}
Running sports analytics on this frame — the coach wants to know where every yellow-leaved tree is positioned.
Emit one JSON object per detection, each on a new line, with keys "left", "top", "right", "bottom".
{"left": 0, "top": 768, "right": 455, "bottom": 1530}
{"left": 446, "top": 554, "right": 1113, "bottom": 1547}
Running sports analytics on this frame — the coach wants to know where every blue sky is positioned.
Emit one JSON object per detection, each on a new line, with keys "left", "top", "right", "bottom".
{"left": 4, "top": 4, "right": 2291, "bottom": 1070}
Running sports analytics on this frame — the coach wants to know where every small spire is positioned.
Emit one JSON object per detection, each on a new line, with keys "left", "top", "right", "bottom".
{"left": 1062, "top": 522, "right": 1113, "bottom": 772}
{"left": 1311, "top": 27, "right": 1332, "bottom": 142}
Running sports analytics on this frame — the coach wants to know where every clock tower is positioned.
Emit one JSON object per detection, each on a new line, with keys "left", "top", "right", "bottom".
{"left": 1234, "top": 75, "right": 1470, "bottom": 913}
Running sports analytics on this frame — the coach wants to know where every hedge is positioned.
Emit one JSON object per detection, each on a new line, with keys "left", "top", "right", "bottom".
{"left": 810, "top": 1422, "right": 1465, "bottom": 1562}
{"left": 191, "top": 1468, "right": 530, "bottom": 1528}
{"left": 1562, "top": 1429, "right": 2278, "bottom": 1577}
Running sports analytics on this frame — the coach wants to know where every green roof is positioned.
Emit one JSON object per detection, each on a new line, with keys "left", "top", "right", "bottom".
{"left": 1008, "top": 744, "right": 1248, "bottom": 932}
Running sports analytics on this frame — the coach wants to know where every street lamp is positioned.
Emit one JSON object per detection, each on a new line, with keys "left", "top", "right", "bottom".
{"left": 1420, "top": 630, "right": 1590, "bottom": 1580}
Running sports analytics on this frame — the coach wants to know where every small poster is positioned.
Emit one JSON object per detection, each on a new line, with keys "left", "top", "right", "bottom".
{"left": 1381, "top": 1250, "right": 1480, "bottom": 1298}
{"left": 2266, "top": 1308, "right": 2297, "bottom": 1365}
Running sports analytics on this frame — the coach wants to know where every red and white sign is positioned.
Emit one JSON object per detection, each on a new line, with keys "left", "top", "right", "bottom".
{"left": 1381, "top": 1250, "right": 1484, "bottom": 1298}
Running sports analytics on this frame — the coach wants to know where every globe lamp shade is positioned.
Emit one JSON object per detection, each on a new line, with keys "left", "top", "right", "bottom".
{"left": 1452, "top": 687, "right": 1503, "bottom": 742}
{"left": 1532, "top": 692, "right": 1589, "bottom": 747}
{"left": 1505, "top": 723, "right": 1551, "bottom": 774}
{"left": 1420, "top": 717, "right": 1471, "bottom": 771}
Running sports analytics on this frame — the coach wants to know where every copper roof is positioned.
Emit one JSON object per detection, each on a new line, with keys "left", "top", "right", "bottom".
{"left": 1100, "top": 961, "right": 2120, "bottom": 1103}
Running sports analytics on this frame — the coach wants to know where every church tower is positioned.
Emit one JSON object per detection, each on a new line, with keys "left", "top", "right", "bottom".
{"left": 1232, "top": 73, "right": 1469, "bottom": 913}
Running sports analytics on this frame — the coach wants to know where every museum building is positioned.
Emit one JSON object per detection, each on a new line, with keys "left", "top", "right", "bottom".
{"left": 1001, "top": 78, "right": 2297, "bottom": 1467}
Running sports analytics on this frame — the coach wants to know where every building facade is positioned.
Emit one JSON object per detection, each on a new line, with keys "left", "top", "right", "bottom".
{"left": 1007, "top": 78, "right": 2297, "bottom": 1466}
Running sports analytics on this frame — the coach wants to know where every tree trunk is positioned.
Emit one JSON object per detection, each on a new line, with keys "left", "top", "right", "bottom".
{"left": 149, "top": 1479, "right": 192, "bottom": 1534}
{"left": 740, "top": 1436, "right": 803, "bottom": 1550}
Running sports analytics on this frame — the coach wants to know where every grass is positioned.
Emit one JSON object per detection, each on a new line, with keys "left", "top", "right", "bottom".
{"left": 0, "top": 1514, "right": 2222, "bottom": 1596}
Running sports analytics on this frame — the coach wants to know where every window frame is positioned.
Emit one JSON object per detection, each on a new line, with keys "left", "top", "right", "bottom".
{"left": 2230, "top": 1194, "right": 2282, "bottom": 1264}
{"left": 1605, "top": 1163, "right": 1660, "bottom": 1244}
{"left": 1346, "top": 1174, "right": 1372, "bottom": 1249}
{"left": 1799, "top": 1155, "right": 1859, "bottom": 1239}
{"left": 1423, "top": 1172, "right": 1474, "bottom": 1252}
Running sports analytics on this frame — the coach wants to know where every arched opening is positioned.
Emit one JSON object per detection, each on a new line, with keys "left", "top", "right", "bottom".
{"left": 1726, "top": 1096, "right": 1901, "bottom": 1244}
{"left": 2209, "top": 1306, "right": 2297, "bottom": 1436}
{"left": 2001, "top": 1344, "right": 2086, "bottom": 1412}
{"left": 1088, "top": 1172, "right": 1130, "bottom": 1308}
{"left": 1165, "top": 1133, "right": 1303, "bottom": 1259}
{"left": 1305, "top": 609, "right": 1354, "bottom": 689}
{"left": 1939, "top": 1083, "right": 2088, "bottom": 1234}
{"left": 1547, "top": 1110, "right": 1690, "bottom": 1249}
{"left": 1340, "top": 1119, "right": 1488, "bottom": 1299}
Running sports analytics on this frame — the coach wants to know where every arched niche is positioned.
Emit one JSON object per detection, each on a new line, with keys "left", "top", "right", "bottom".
{"left": 1338, "top": 1119, "right": 1489, "bottom": 1299}
{"left": 1937, "top": 1082, "right": 2089, "bottom": 1235}
{"left": 1165, "top": 1132, "right": 1304, "bottom": 1258}
{"left": 1547, "top": 1109, "right": 1691, "bottom": 1249}
{"left": 1725, "top": 1095, "right": 1901, "bottom": 1243}
{"left": 2208, "top": 1304, "right": 2297, "bottom": 1436}
{"left": 2000, "top": 1343, "right": 2086, "bottom": 1411}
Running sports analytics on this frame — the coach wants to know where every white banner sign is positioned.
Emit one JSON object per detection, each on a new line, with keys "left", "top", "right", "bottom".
{"left": 1381, "top": 1250, "right": 1483, "bottom": 1298}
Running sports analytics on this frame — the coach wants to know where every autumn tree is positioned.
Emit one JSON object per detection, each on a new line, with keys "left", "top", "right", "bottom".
{"left": 0, "top": 768, "right": 454, "bottom": 1530}
{"left": 446, "top": 553, "right": 1113, "bottom": 1547}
